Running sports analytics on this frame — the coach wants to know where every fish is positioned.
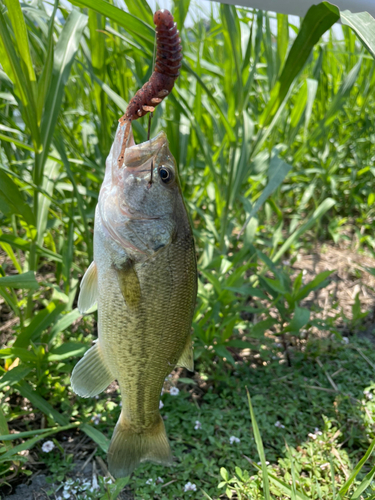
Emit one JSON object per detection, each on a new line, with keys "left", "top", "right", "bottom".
{"left": 70, "top": 122, "right": 197, "bottom": 478}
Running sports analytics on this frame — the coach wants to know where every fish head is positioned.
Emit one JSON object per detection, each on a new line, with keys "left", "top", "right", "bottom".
{"left": 98, "top": 125, "right": 184, "bottom": 258}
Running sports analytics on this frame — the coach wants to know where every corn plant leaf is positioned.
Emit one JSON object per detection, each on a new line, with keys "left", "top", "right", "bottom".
{"left": 261, "top": 2, "right": 340, "bottom": 126}
{"left": 0, "top": 169, "right": 35, "bottom": 226}
{"left": 37, "top": 0, "right": 57, "bottom": 123}
{"left": 341, "top": 10, "right": 375, "bottom": 60}
{"left": 3, "top": 0, "right": 37, "bottom": 85}
{"left": 38, "top": 9, "right": 87, "bottom": 176}
{"left": 0, "top": 6, "right": 40, "bottom": 149}
{"left": 123, "top": 0, "right": 153, "bottom": 25}
{"left": 69, "top": 0, "right": 154, "bottom": 49}
{"left": 0, "top": 271, "right": 39, "bottom": 290}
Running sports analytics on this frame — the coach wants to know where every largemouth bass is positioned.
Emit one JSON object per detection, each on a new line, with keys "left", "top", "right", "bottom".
{"left": 71, "top": 123, "right": 197, "bottom": 477}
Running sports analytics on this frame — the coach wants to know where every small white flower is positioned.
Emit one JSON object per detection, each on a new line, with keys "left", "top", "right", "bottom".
{"left": 146, "top": 478, "right": 154, "bottom": 485}
{"left": 95, "top": 395, "right": 99, "bottom": 399}
{"left": 41, "top": 440, "right": 55, "bottom": 453}
{"left": 170, "top": 387, "right": 179, "bottom": 396}
{"left": 184, "top": 481, "right": 197, "bottom": 492}
{"left": 282, "top": 260, "right": 290, "bottom": 266}
{"left": 364, "top": 390, "right": 373, "bottom": 400}
{"left": 91, "top": 413, "right": 102, "bottom": 425}
{"left": 63, "top": 492, "right": 70, "bottom": 499}
{"left": 308, "top": 433, "right": 317, "bottom": 440}
{"left": 159, "top": 400, "right": 164, "bottom": 409}
{"left": 157, "top": 477, "right": 164, "bottom": 483}
{"left": 314, "top": 428, "right": 323, "bottom": 435}
{"left": 229, "top": 436, "right": 240, "bottom": 444}
{"left": 194, "top": 420, "right": 202, "bottom": 430}
{"left": 274, "top": 421, "right": 285, "bottom": 429}
{"left": 342, "top": 337, "right": 349, "bottom": 344}
{"left": 257, "top": 461, "right": 270, "bottom": 465}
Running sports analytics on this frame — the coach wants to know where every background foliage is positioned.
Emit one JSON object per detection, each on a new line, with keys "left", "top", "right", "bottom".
{"left": 0, "top": 0, "right": 375, "bottom": 498}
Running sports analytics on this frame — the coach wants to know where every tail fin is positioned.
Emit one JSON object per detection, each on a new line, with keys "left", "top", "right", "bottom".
{"left": 108, "top": 411, "right": 173, "bottom": 478}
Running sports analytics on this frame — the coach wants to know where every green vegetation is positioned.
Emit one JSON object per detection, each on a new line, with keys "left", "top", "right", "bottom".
{"left": 0, "top": 0, "right": 375, "bottom": 498}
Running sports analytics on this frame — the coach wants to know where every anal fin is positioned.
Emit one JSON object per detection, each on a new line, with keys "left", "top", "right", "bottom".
{"left": 71, "top": 341, "right": 114, "bottom": 398}
{"left": 78, "top": 261, "right": 98, "bottom": 313}
{"left": 176, "top": 335, "right": 194, "bottom": 371}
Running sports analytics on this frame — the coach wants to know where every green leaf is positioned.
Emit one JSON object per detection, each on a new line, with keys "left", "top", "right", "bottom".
{"left": 14, "top": 302, "right": 66, "bottom": 349}
{"left": 286, "top": 306, "right": 310, "bottom": 333}
{"left": 214, "top": 345, "right": 235, "bottom": 365}
{"left": 69, "top": 0, "right": 154, "bottom": 48}
{"left": 341, "top": 10, "right": 375, "bottom": 60}
{"left": 273, "top": 198, "right": 336, "bottom": 263}
{"left": 0, "top": 4, "right": 40, "bottom": 149}
{"left": 246, "top": 389, "right": 271, "bottom": 500}
{"left": 16, "top": 381, "right": 69, "bottom": 426}
{"left": 37, "top": 9, "right": 88, "bottom": 180}
{"left": 296, "top": 271, "right": 333, "bottom": 302}
{"left": 338, "top": 437, "right": 375, "bottom": 497}
{"left": 0, "top": 365, "right": 32, "bottom": 391}
{"left": 0, "top": 423, "right": 79, "bottom": 462}
{"left": 351, "top": 463, "right": 375, "bottom": 499}
{"left": 47, "top": 342, "right": 87, "bottom": 361}
{"left": 81, "top": 423, "right": 109, "bottom": 452}
{"left": 0, "top": 271, "right": 39, "bottom": 290}
{"left": 240, "top": 155, "right": 292, "bottom": 234}
{"left": 123, "top": 0, "right": 153, "bottom": 26}
{"left": 251, "top": 318, "right": 277, "bottom": 338}
{"left": 0, "top": 169, "right": 35, "bottom": 226}
{"left": 261, "top": 2, "right": 340, "bottom": 126}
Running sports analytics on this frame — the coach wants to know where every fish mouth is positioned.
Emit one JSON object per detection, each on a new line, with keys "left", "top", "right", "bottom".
{"left": 124, "top": 131, "right": 168, "bottom": 174}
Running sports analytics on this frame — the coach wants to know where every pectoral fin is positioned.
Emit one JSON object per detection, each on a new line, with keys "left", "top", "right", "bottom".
{"left": 115, "top": 262, "right": 141, "bottom": 309}
{"left": 71, "top": 340, "right": 114, "bottom": 398}
{"left": 176, "top": 335, "right": 194, "bottom": 371}
{"left": 78, "top": 261, "right": 98, "bottom": 313}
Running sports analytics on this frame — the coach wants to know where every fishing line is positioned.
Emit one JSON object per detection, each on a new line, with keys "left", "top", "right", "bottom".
{"left": 148, "top": 24, "right": 158, "bottom": 186}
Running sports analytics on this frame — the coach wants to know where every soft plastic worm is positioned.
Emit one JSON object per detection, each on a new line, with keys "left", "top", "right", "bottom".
{"left": 118, "top": 9, "right": 182, "bottom": 166}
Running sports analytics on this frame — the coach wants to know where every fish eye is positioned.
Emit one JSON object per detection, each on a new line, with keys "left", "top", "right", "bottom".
{"left": 158, "top": 166, "right": 173, "bottom": 184}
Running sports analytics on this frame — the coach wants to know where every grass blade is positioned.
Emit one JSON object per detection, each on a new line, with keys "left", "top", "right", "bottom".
{"left": 246, "top": 388, "right": 272, "bottom": 500}
{"left": 338, "top": 436, "right": 375, "bottom": 497}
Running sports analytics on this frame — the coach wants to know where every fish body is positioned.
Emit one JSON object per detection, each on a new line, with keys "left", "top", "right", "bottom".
{"left": 71, "top": 124, "right": 197, "bottom": 477}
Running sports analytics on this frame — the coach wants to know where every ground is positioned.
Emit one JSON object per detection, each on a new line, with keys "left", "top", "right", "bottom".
{"left": 1, "top": 243, "right": 375, "bottom": 499}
